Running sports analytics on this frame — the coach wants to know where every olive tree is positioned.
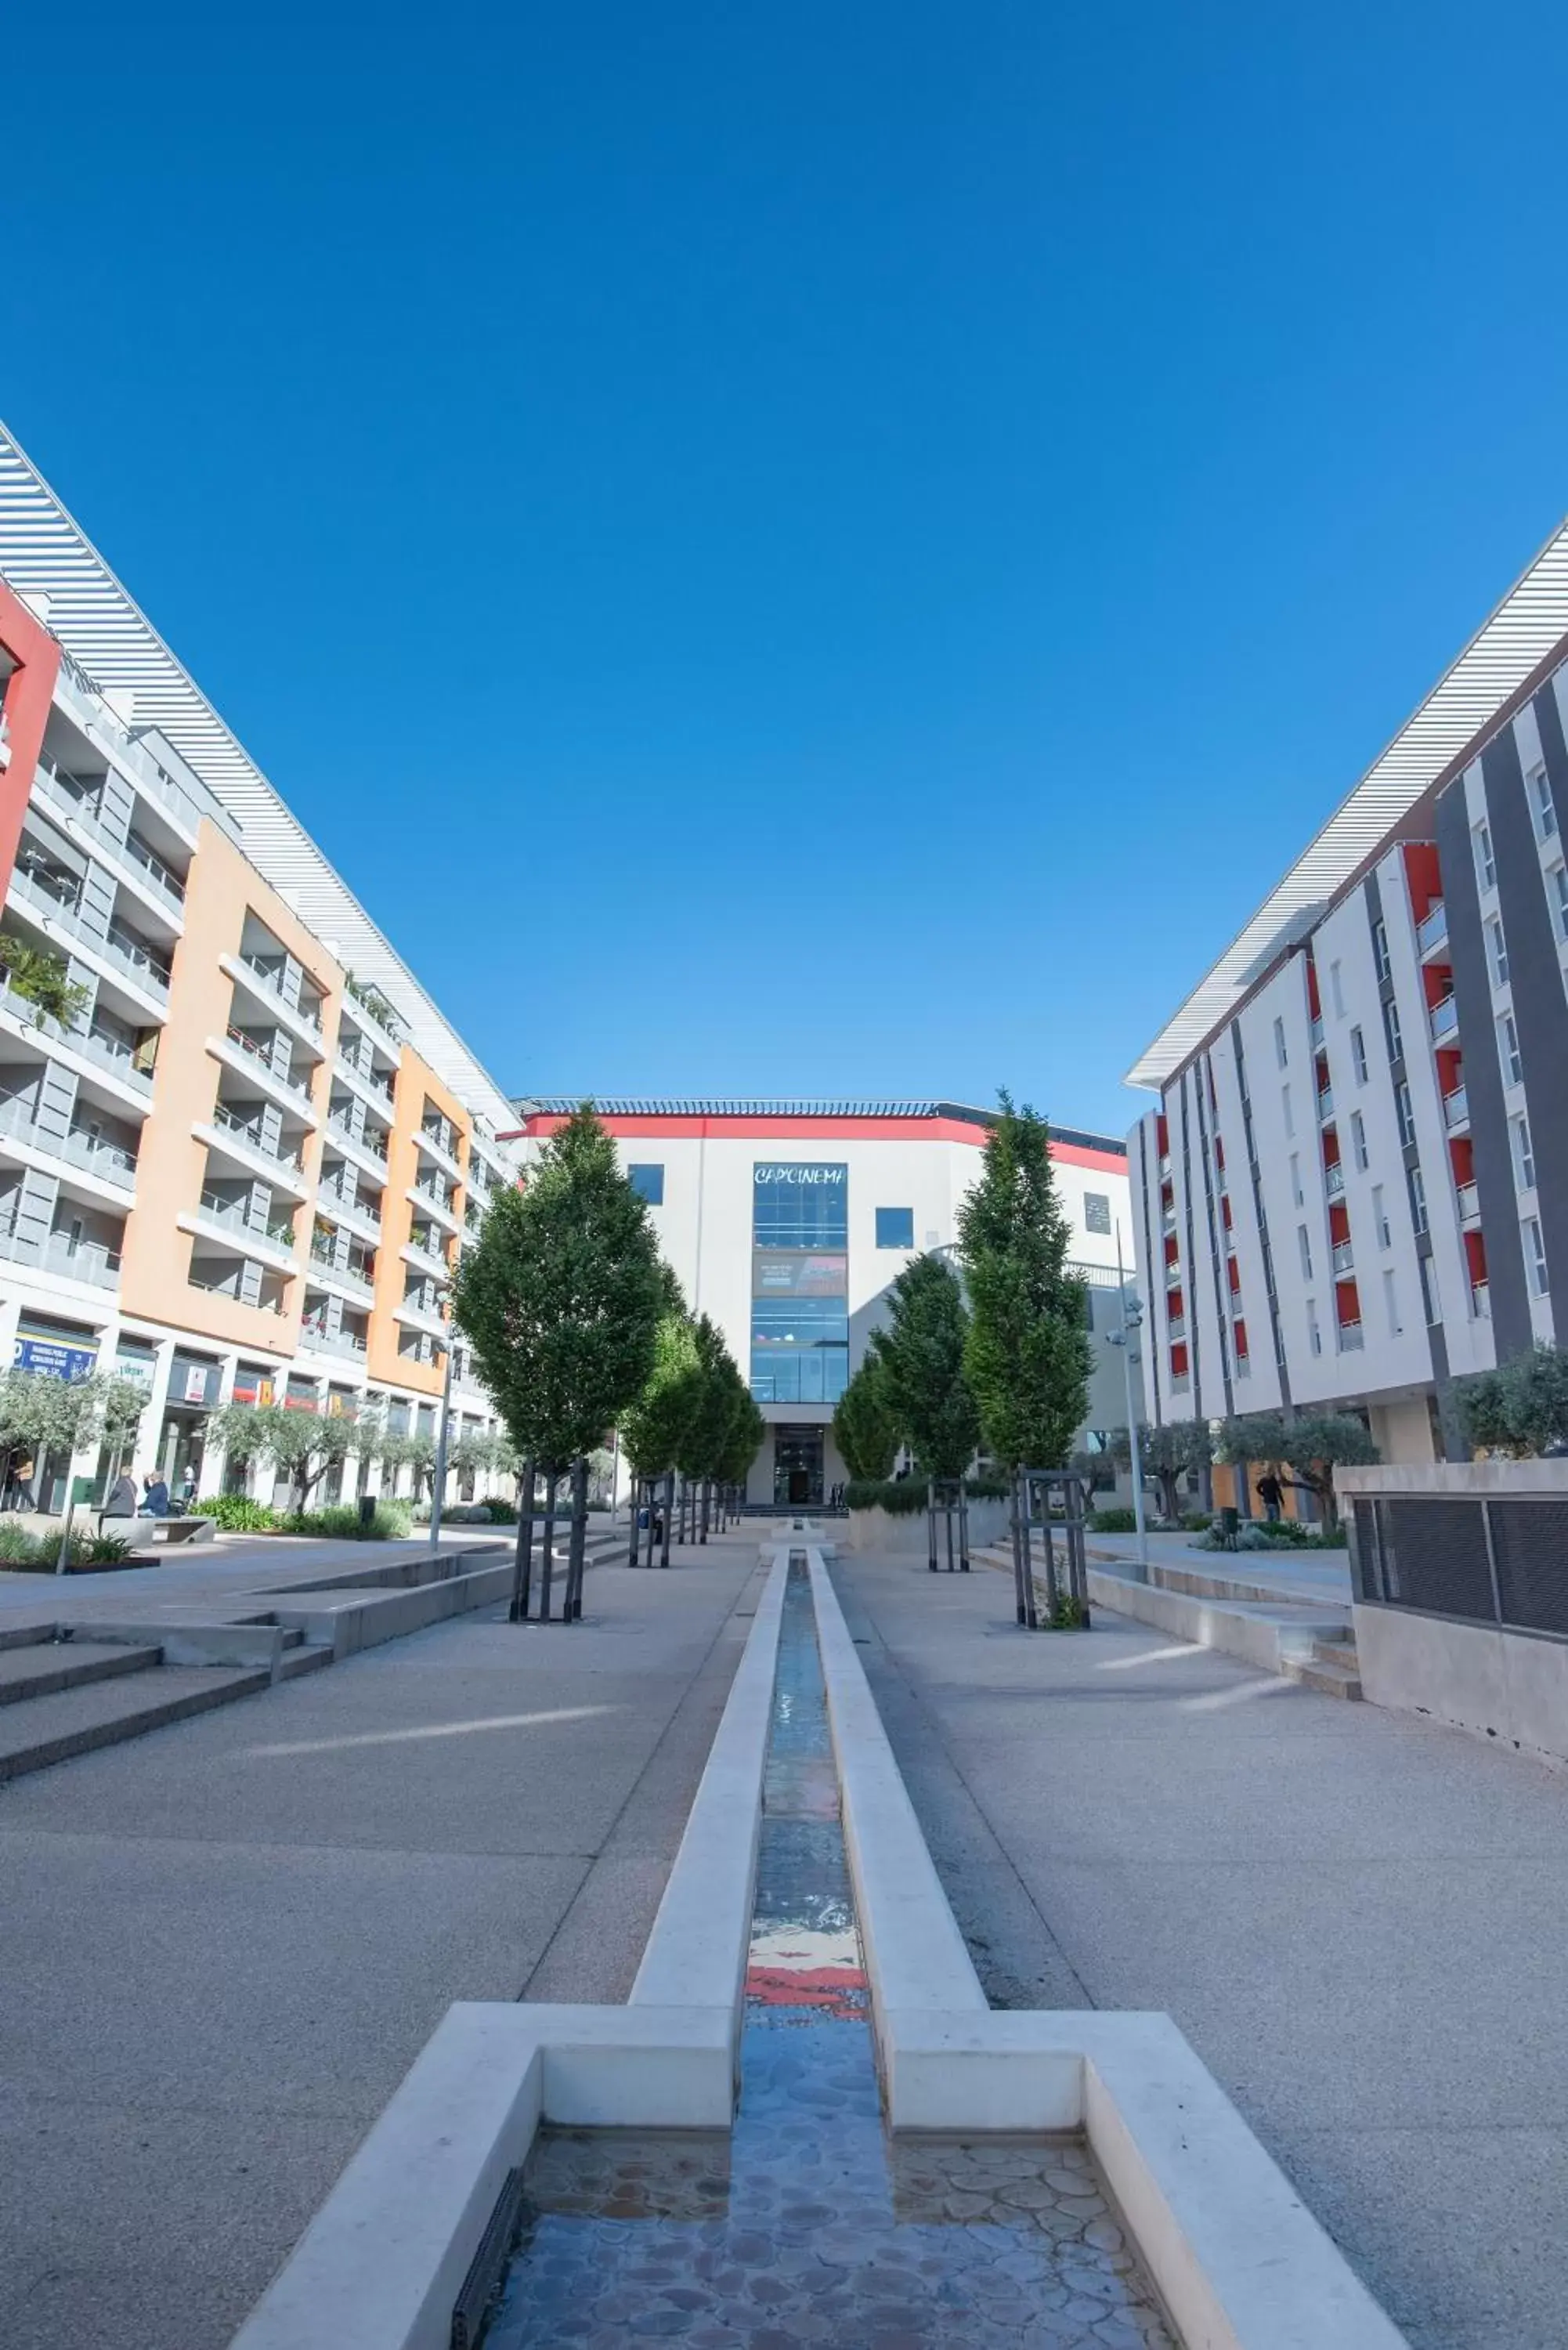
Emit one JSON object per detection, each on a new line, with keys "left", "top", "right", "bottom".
{"left": 1216, "top": 1409, "right": 1378, "bottom": 1532}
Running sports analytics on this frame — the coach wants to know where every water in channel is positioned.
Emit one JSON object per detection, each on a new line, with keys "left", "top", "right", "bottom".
{"left": 486, "top": 1558, "right": 1178, "bottom": 2348}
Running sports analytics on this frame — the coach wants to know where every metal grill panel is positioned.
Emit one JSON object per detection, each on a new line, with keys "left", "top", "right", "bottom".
{"left": 1379, "top": 1499, "right": 1497, "bottom": 1623}
{"left": 1490, "top": 1500, "right": 1568, "bottom": 1636}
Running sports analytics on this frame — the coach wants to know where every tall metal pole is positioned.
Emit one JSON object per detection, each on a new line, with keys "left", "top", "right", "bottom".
{"left": 1115, "top": 1227, "right": 1150, "bottom": 1584}
{"left": 428, "top": 1333, "right": 456, "bottom": 1554}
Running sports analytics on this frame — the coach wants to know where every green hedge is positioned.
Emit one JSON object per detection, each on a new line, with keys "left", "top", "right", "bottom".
{"left": 844, "top": 1477, "right": 1010, "bottom": 1517}
{"left": 1088, "top": 1506, "right": 1138, "bottom": 1533}
{"left": 201, "top": 1496, "right": 414, "bottom": 1541}
{"left": 0, "top": 1522, "right": 135, "bottom": 1573}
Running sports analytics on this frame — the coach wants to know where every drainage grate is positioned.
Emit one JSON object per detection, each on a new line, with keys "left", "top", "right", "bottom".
{"left": 450, "top": 2164, "right": 525, "bottom": 2350}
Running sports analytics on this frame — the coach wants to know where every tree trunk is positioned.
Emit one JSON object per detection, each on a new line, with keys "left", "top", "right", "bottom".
{"left": 539, "top": 1470, "right": 558, "bottom": 1619}
{"left": 510, "top": 1458, "right": 537, "bottom": 1622}
{"left": 659, "top": 1471, "right": 674, "bottom": 1567}
{"left": 565, "top": 1456, "right": 589, "bottom": 1621}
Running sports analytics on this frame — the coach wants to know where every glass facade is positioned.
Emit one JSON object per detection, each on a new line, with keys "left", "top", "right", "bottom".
{"left": 750, "top": 1162, "right": 849, "bottom": 1403}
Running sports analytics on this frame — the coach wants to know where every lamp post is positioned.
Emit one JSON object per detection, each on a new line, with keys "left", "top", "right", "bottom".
{"left": 1107, "top": 1226, "right": 1150, "bottom": 1583}
{"left": 428, "top": 1328, "right": 456, "bottom": 1553}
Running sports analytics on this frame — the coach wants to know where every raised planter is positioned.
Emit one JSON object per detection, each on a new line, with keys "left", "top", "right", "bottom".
{"left": 844, "top": 1497, "right": 1010, "bottom": 1556}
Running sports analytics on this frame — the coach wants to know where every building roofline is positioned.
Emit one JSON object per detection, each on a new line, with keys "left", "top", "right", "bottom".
{"left": 0, "top": 421, "right": 516, "bottom": 1131}
{"left": 507, "top": 1096, "right": 1129, "bottom": 1160}
{"left": 1124, "top": 514, "right": 1568, "bottom": 1092}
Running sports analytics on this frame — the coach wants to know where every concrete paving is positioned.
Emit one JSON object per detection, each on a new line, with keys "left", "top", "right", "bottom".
{"left": 0, "top": 1533, "right": 762, "bottom": 2350}
{"left": 836, "top": 1550, "right": 1568, "bottom": 2350}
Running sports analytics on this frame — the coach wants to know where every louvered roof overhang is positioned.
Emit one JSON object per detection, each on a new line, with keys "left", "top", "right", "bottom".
{"left": 1125, "top": 515, "right": 1568, "bottom": 1094}
{"left": 0, "top": 421, "right": 515, "bottom": 1131}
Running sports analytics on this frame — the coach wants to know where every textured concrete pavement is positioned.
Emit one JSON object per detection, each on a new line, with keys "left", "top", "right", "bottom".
{"left": 836, "top": 1553, "right": 1568, "bottom": 2350}
{"left": 0, "top": 1535, "right": 761, "bottom": 2350}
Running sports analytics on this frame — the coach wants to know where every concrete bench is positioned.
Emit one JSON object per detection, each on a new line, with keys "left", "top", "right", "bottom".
{"left": 125, "top": 1517, "right": 215, "bottom": 1547}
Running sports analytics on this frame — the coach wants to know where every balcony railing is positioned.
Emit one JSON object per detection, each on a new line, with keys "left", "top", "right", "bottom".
{"left": 1456, "top": 1180, "right": 1480, "bottom": 1223}
{"left": 1443, "top": 1085, "right": 1470, "bottom": 1130}
{"left": 224, "top": 1022, "right": 313, "bottom": 1102}
{"left": 1317, "top": 1084, "right": 1334, "bottom": 1121}
{"left": 105, "top": 920, "right": 172, "bottom": 996}
{"left": 1170, "top": 1371, "right": 1191, "bottom": 1393}
{"left": 1331, "top": 1239, "right": 1354, "bottom": 1275}
{"left": 0, "top": 1219, "right": 122, "bottom": 1287}
{"left": 0, "top": 1092, "right": 139, "bottom": 1189}
{"left": 189, "top": 1268, "right": 287, "bottom": 1313}
{"left": 1429, "top": 995, "right": 1459, "bottom": 1043}
{"left": 301, "top": 1321, "right": 368, "bottom": 1358}
{"left": 122, "top": 832, "right": 186, "bottom": 906}
{"left": 240, "top": 952, "right": 323, "bottom": 1033}
{"left": 1166, "top": 1314, "right": 1186, "bottom": 1340}
{"left": 1325, "top": 1162, "right": 1346, "bottom": 1197}
{"left": 1472, "top": 1280, "right": 1491, "bottom": 1320}
{"left": 1417, "top": 901, "right": 1448, "bottom": 954}
{"left": 1310, "top": 1015, "right": 1324, "bottom": 1049}
{"left": 328, "top": 1113, "right": 388, "bottom": 1161}
{"left": 1337, "top": 1319, "right": 1365, "bottom": 1351}
{"left": 210, "top": 1101, "right": 304, "bottom": 1172}
{"left": 335, "top": 1047, "right": 396, "bottom": 1102}
{"left": 197, "top": 1188, "right": 296, "bottom": 1248}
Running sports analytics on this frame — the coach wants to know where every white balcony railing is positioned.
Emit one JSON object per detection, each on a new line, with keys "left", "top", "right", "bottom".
{"left": 1443, "top": 1085, "right": 1470, "bottom": 1130}
{"left": 1317, "top": 1084, "right": 1334, "bottom": 1121}
{"left": 1325, "top": 1162, "right": 1346, "bottom": 1197}
{"left": 1417, "top": 901, "right": 1448, "bottom": 954}
{"left": 1429, "top": 996, "right": 1459, "bottom": 1043}
{"left": 1337, "top": 1319, "right": 1365, "bottom": 1351}
{"left": 0, "top": 1091, "right": 138, "bottom": 1191}
{"left": 1472, "top": 1280, "right": 1491, "bottom": 1320}
{"left": 1331, "top": 1239, "right": 1354, "bottom": 1274}
{"left": 1456, "top": 1180, "right": 1480, "bottom": 1224}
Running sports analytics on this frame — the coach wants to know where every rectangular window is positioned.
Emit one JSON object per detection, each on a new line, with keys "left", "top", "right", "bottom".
{"left": 1372, "top": 1183, "right": 1391, "bottom": 1249}
{"left": 1274, "top": 1016, "right": 1288, "bottom": 1068}
{"left": 750, "top": 1163, "right": 849, "bottom": 1401}
{"left": 1351, "top": 1109, "right": 1369, "bottom": 1170}
{"left": 1489, "top": 917, "right": 1510, "bottom": 989}
{"left": 1330, "top": 961, "right": 1345, "bottom": 1018}
{"left": 1420, "top": 1252, "right": 1442, "bottom": 1327}
{"left": 1409, "top": 1165, "right": 1429, "bottom": 1237}
{"left": 1383, "top": 1267, "right": 1401, "bottom": 1336}
{"left": 1298, "top": 1225, "right": 1313, "bottom": 1280}
{"left": 1530, "top": 763, "right": 1559, "bottom": 841}
{"left": 1474, "top": 821, "right": 1497, "bottom": 893}
{"left": 1082, "top": 1191, "right": 1111, "bottom": 1236}
{"left": 875, "top": 1206, "right": 915, "bottom": 1249}
{"left": 1526, "top": 1215, "right": 1550, "bottom": 1296}
{"left": 627, "top": 1163, "right": 665, "bottom": 1206}
{"left": 1289, "top": 1152, "right": 1302, "bottom": 1207}
{"left": 1552, "top": 863, "right": 1568, "bottom": 945}
{"left": 1282, "top": 1085, "right": 1294, "bottom": 1137}
{"left": 1350, "top": 1025, "right": 1367, "bottom": 1085}
{"left": 1498, "top": 1011, "right": 1523, "bottom": 1086}
{"left": 1306, "top": 1297, "right": 1322, "bottom": 1357}
{"left": 1373, "top": 918, "right": 1391, "bottom": 982}
{"left": 1395, "top": 1080, "right": 1416, "bottom": 1148}
{"left": 1513, "top": 1114, "right": 1537, "bottom": 1191}
{"left": 1383, "top": 996, "right": 1403, "bottom": 1065}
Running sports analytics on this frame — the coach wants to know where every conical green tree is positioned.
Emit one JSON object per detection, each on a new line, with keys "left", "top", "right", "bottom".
{"left": 832, "top": 1353, "right": 902, "bottom": 1481}
{"left": 956, "top": 1093, "right": 1090, "bottom": 1470}
{"left": 869, "top": 1253, "right": 979, "bottom": 1479}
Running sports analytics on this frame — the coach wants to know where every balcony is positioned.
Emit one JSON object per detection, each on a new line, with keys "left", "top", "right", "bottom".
{"left": 1417, "top": 901, "right": 1449, "bottom": 956}
{"left": 316, "top": 1180, "right": 382, "bottom": 1244}
{"left": 1472, "top": 1281, "right": 1491, "bottom": 1320}
{"left": 1310, "top": 1015, "right": 1324, "bottom": 1050}
{"left": 334, "top": 1048, "right": 396, "bottom": 1112}
{"left": 240, "top": 951, "right": 323, "bottom": 1035}
{"left": 1170, "top": 1371, "right": 1190, "bottom": 1394}
{"left": 0, "top": 1092, "right": 139, "bottom": 1194}
{"left": 0, "top": 1218, "right": 121, "bottom": 1288}
{"left": 309, "top": 1243, "right": 376, "bottom": 1303}
{"left": 395, "top": 1292, "right": 450, "bottom": 1340}
{"left": 1456, "top": 1180, "right": 1481, "bottom": 1225}
{"left": 327, "top": 1111, "right": 388, "bottom": 1163}
{"left": 198, "top": 1102, "right": 309, "bottom": 1194}
{"left": 1337, "top": 1319, "right": 1365, "bottom": 1352}
{"left": 1325, "top": 1162, "right": 1346, "bottom": 1197}
{"left": 182, "top": 1190, "right": 298, "bottom": 1274}
{"left": 1166, "top": 1313, "right": 1186, "bottom": 1340}
{"left": 1443, "top": 1085, "right": 1471, "bottom": 1132}
{"left": 408, "top": 1176, "right": 459, "bottom": 1232}
{"left": 219, "top": 1022, "right": 317, "bottom": 1113}
{"left": 33, "top": 757, "right": 190, "bottom": 911}
{"left": 1317, "top": 1083, "right": 1334, "bottom": 1122}
{"left": 300, "top": 1321, "right": 368, "bottom": 1359}
{"left": 418, "top": 1120, "right": 464, "bottom": 1182}
{"left": 1331, "top": 1238, "right": 1354, "bottom": 1275}
{"left": 1429, "top": 995, "right": 1459, "bottom": 1043}
{"left": 402, "top": 1233, "right": 451, "bottom": 1282}
{"left": 104, "top": 919, "right": 172, "bottom": 1000}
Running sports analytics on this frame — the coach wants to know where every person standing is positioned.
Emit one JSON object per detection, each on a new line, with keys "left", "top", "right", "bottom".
{"left": 1257, "top": 1470, "right": 1284, "bottom": 1524}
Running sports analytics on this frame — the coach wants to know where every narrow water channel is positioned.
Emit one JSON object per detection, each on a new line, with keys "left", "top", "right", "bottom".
{"left": 486, "top": 1558, "right": 1177, "bottom": 2348}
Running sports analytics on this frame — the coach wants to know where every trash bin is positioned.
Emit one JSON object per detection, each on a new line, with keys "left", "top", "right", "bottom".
{"left": 1219, "top": 1505, "right": 1239, "bottom": 1550}
{"left": 358, "top": 1493, "right": 377, "bottom": 1530}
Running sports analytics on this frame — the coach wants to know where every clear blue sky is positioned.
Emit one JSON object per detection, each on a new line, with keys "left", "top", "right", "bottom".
{"left": 5, "top": 3, "right": 1567, "bottom": 1137}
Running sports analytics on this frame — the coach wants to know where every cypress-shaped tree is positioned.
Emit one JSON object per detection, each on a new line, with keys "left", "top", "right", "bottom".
{"left": 832, "top": 1353, "right": 902, "bottom": 1482}
{"left": 956, "top": 1093, "right": 1091, "bottom": 1470}
{"left": 869, "top": 1253, "right": 980, "bottom": 1479}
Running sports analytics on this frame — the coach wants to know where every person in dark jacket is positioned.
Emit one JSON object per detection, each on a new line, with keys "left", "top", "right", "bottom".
{"left": 1257, "top": 1471, "right": 1284, "bottom": 1524}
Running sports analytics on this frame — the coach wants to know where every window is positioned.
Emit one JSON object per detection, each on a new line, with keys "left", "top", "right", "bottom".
{"left": 1298, "top": 1225, "right": 1313, "bottom": 1280}
{"left": 875, "top": 1206, "right": 915, "bottom": 1250}
{"left": 1372, "top": 1184, "right": 1391, "bottom": 1249}
{"left": 1409, "top": 1165, "right": 1429, "bottom": 1237}
{"left": 1488, "top": 917, "right": 1510, "bottom": 989}
{"left": 1395, "top": 1081, "right": 1416, "bottom": 1148}
{"left": 1082, "top": 1191, "right": 1111, "bottom": 1236}
{"left": 1282, "top": 1085, "right": 1294, "bottom": 1137}
{"left": 1330, "top": 961, "right": 1346, "bottom": 1018}
{"left": 750, "top": 1162, "right": 849, "bottom": 1401}
{"left": 1373, "top": 919, "right": 1391, "bottom": 982}
{"left": 1383, "top": 996, "right": 1403, "bottom": 1065}
{"left": 1498, "top": 1010, "right": 1523, "bottom": 1086}
{"left": 1383, "top": 1268, "right": 1401, "bottom": 1336}
{"left": 1420, "top": 1252, "right": 1442, "bottom": 1327}
{"left": 1306, "top": 1297, "right": 1322, "bottom": 1357}
{"left": 1474, "top": 821, "right": 1496, "bottom": 893}
{"left": 1513, "top": 1114, "right": 1537, "bottom": 1191}
{"left": 1526, "top": 1215, "right": 1550, "bottom": 1296}
{"left": 1274, "top": 1016, "right": 1288, "bottom": 1068}
{"left": 1552, "top": 863, "right": 1568, "bottom": 945}
{"left": 1351, "top": 1109, "right": 1369, "bottom": 1170}
{"left": 627, "top": 1163, "right": 665, "bottom": 1206}
{"left": 1530, "top": 763, "right": 1559, "bottom": 841}
{"left": 1289, "top": 1152, "right": 1302, "bottom": 1207}
{"left": 1350, "top": 1025, "right": 1367, "bottom": 1085}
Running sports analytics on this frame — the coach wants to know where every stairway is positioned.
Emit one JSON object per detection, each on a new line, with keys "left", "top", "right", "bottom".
{"left": 1284, "top": 1636, "right": 1363, "bottom": 1700}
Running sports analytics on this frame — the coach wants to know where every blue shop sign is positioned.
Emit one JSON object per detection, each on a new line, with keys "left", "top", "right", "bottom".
{"left": 13, "top": 1336, "right": 97, "bottom": 1383}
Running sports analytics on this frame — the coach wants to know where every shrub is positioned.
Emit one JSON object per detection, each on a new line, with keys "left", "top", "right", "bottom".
{"left": 204, "top": 1493, "right": 278, "bottom": 1531}
{"left": 1089, "top": 1506, "right": 1139, "bottom": 1533}
{"left": 844, "top": 1477, "right": 1010, "bottom": 1517}
{"left": 0, "top": 1524, "right": 135, "bottom": 1572}
{"left": 481, "top": 1496, "right": 517, "bottom": 1523}
{"left": 1180, "top": 1510, "right": 1213, "bottom": 1533}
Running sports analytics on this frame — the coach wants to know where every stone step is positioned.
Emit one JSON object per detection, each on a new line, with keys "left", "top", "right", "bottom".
{"left": 1313, "top": 1638, "right": 1360, "bottom": 1671}
{"left": 0, "top": 1620, "right": 58, "bottom": 1654}
{"left": 0, "top": 1663, "right": 271, "bottom": 1782}
{"left": 0, "top": 1637, "right": 163, "bottom": 1708}
{"left": 276, "top": 1643, "right": 332, "bottom": 1681}
{"left": 1284, "top": 1654, "right": 1364, "bottom": 1700}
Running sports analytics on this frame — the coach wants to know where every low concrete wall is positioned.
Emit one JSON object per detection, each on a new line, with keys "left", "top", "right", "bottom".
{"left": 844, "top": 1498, "right": 1010, "bottom": 1556}
{"left": 1084, "top": 1564, "right": 1348, "bottom": 1672}
{"left": 1355, "top": 1600, "right": 1568, "bottom": 1766}
{"left": 273, "top": 1561, "right": 515, "bottom": 1659}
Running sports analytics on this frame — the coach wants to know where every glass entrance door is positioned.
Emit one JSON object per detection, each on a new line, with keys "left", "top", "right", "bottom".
{"left": 773, "top": 1425, "right": 825, "bottom": 1507}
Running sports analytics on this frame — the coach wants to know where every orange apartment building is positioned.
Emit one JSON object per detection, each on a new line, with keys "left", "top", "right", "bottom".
{"left": 0, "top": 428, "right": 515, "bottom": 1509}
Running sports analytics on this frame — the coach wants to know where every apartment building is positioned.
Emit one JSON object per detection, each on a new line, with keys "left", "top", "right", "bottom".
{"left": 1126, "top": 515, "right": 1568, "bottom": 1484}
{"left": 507, "top": 1100, "right": 1133, "bottom": 1506}
{"left": 0, "top": 428, "right": 517, "bottom": 1509}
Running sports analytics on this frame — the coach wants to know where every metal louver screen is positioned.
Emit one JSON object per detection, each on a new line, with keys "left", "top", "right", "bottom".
{"left": 1489, "top": 1501, "right": 1568, "bottom": 1637}
{"left": 1378, "top": 1499, "right": 1496, "bottom": 1624}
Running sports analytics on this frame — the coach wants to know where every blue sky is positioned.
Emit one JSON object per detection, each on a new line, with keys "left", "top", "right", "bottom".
{"left": 5, "top": 2, "right": 1568, "bottom": 1137}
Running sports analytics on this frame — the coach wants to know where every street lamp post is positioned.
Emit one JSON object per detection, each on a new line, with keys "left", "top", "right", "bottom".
{"left": 1108, "top": 1227, "right": 1150, "bottom": 1583}
{"left": 428, "top": 1330, "right": 456, "bottom": 1553}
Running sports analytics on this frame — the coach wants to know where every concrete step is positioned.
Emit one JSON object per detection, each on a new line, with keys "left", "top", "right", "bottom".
{"left": 1313, "top": 1638, "right": 1360, "bottom": 1671}
{"left": 276, "top": 1643, "right": 332, "bottom": 1680}
{"left": 1284, "top": 1654, "right": 1364, "bottom": 1699}
{"left": 0, "top": 1638, "right": 162, "bottom": 1708}
{"left": 0, "top": 1620, "right": 58, "bottom": 1654}
{"left": 0, "top": 1662, "right": 270, "bottom": 1782}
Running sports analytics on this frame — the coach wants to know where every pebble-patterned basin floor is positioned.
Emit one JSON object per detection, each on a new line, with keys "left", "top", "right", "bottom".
{"left": 485, "top": 1559, "right": 1179, "bottom": 2349}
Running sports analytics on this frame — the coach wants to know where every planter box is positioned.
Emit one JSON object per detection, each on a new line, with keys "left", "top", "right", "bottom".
{"left": 844, "top": 1498, "right": 1010, "bottom": 1556}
